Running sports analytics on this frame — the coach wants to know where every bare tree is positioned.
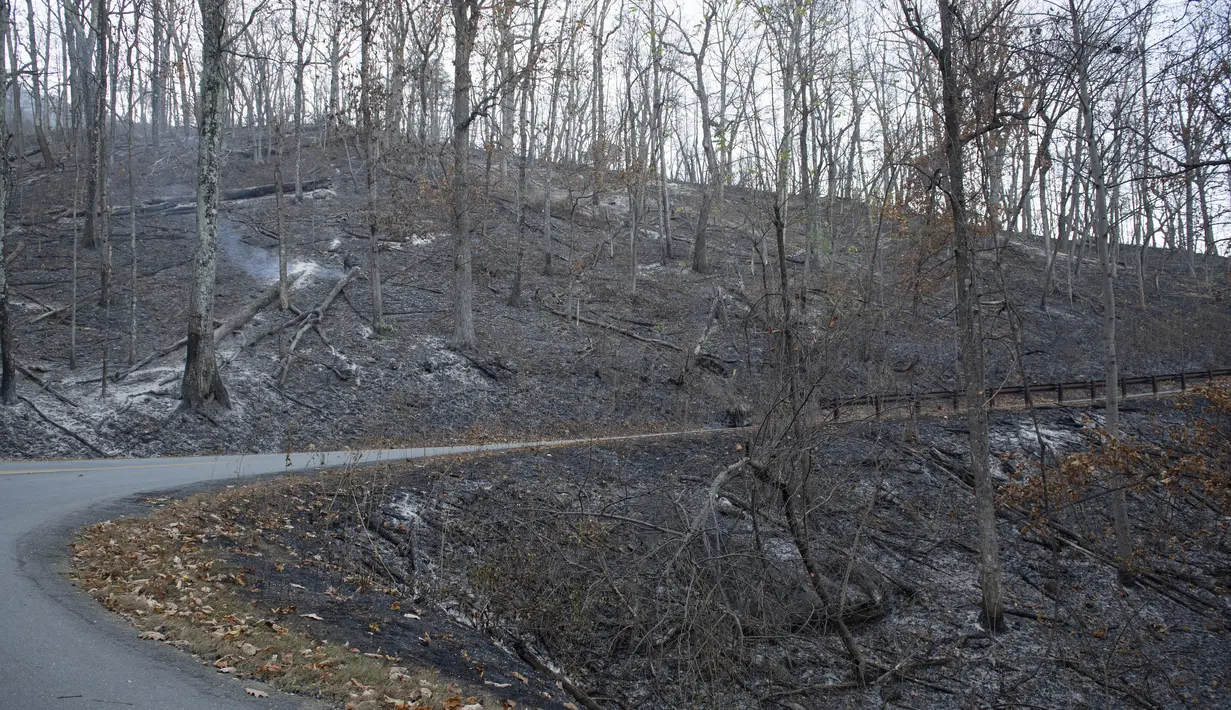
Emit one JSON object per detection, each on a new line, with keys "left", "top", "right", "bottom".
{"left": 360, "top": 0, "right": 385, "bottom": 332}
{"left": 902, "top": 0, "right": 1005, "bottom": 631}
{"left": 288, "top": 0, "right": 315, "bottom": 199}
{"left": 0, "top": 0, "right": 15, "bottom": 405}
{"left": 1067, "top": 0, "right": 1133, "bottom": 579}
{"left": 450, "top": 0, "right": 481, "bottom": 349}
{"left": 23, "top": 0, "right": 56, "bottom": 167}
{"left": 181, "top": 0, "right": 232, "bottom": 409}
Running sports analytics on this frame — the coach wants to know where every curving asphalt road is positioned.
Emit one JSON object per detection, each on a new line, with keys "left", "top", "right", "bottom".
{"left": 0, "top": 432, "right": 712, "bottom": 710}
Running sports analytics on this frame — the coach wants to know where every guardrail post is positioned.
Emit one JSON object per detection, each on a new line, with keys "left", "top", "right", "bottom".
{"left": 1151, "top": 375, "right": 1158, "bottom": 395}
{"left": 1209, "top": 369, "right": 1214, "bottom": 383}
{"left": 953, "top": 392, "right": 959, "bottom": 410}
{"left": 1057, "top": 383, "right": 1064, "bottom": 403}
{"left": 1181, "top": 372, "right": 1187, "bottom": 391}
{"left": 1090, "top": 380, "right": 1097, "bottom": 400}
{"left": 1121, "top": 378, "right": 1127, "bottom": 397}
{"left": 874, "top": 396, "right": 881, "bottom": 417}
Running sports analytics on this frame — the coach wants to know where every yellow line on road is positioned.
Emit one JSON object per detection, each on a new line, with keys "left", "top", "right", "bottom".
{"left": 0, "top": 459, "right": 246, "bottom": 476}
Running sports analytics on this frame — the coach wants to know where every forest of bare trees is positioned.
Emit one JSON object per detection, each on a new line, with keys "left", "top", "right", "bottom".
{"left": 0, "top": 0, "right": 1226, "bottom": 383}
{"left": 1, "top": 0, "right": 1230, "bottom": 664}
{"left": 2, "top": 0, "right": 1230, "bottom": 704}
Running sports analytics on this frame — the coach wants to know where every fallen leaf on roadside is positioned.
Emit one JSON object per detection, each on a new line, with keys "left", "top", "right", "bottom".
{"left": 244, "top": 688, "right": 269, "bottom": 698}
{"left": 240, "top": 642, "right": 260, "bottom": 656}
{"left": 300, "top": 613, "right": 324, "bottom": 620}
{"left": 512, "top": 671, "right": 529, "bottom": 685}
{"left": 139, "top": 631, "right": 166, "bottom": 641}
{"left": 217, "top": 666, "right": 236, "bottom": 674}
{"left": 484, "top": 680, "right": 512, "bottom": 688}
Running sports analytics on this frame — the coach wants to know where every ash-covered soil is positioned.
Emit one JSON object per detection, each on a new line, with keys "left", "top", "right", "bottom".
{"left": 134, "top": 398, "right": 1230, "bottom": 709}
{"left": 2, "top": 134, "right": 1229, "bottom": 459}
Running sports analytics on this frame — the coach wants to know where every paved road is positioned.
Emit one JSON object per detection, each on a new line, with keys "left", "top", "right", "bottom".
{"left": 0, "top": 433, "right": 707, "bottom": 710}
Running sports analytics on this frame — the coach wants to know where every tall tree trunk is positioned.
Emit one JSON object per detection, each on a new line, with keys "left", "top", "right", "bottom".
{"left": 1073, "top": 6, "right": 1131, "bottom": 581}
{"left": 497, "top": 0, "right": 515, "bottom": 181}
{"left": 906, "top": 0, "right": 1004, "bottom": 630}
{"left": 181, "top": 0, "right": 230, "bottom": 409}
{"left": 361, "top": 0, "right": 384, "bottom": 332}
{"left": 24, "top": 0, "right": 56, "bottom": 167}
{"left": 151, "top": 0, "right": 164, "bottom": 147}
{"left": 450, "top": 0, "right": 479, "bottom": 349}
{"left": 125, "top": 40, "right": 137, "bottom": 365}
{"left": 327, "top": 0, "right": 342, "bottom": 140}
{"left": 289, "top": 0, "right": 311, "bottom": 199}
{"left": 7, "top": 21, "right": 24, "bottom": 158}
{"left": 686, "top": 8, "right": 719, "bottom": 274}
{"left": 92, "top": 0, "right": 112, "bottom": 307}
{"left": 275, "top": 122, "right": 289, "bottom": 311}
{"left": 0, "top": 0, "right": 15, "bottom": 405}
{"left": 541, "top": 15, "right": 565, "bottom": 276}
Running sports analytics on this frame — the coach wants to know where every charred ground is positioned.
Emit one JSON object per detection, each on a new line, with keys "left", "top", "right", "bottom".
{"left": 71, "top": 396, "right": 1231, "bottom": 709}
{"left": 1, "top": 134, "right": 1229, "bottom": 458}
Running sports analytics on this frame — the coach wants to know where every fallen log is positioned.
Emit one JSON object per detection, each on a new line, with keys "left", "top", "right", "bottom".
{"left": 543, "top": 303, "right": 682, "bottom": 352}
{"left": 111, "top": 178, "right": 332, "bottom": 216}
{"left": 18, "top": 395, "right": 110, "bottom": 457}
{"left": 4, "top": 240, "right": 24, "bottom": 267}
{"left": 28, "top": 304, "right": 69, "bottom": 325}
{"left": 117, "top": 275, "right": 301, "bottom": 380}
{"left": 16, "top": 362, "right": 80, "bottom": 407}
{"left": 278, "top": 267, "right": 360, "bottom": 387}
{"left": 221, "top": 177, "right": 332, "bottom": 202}
{"left": 512, "top": 640, "right": 605, "bottom": 710}
{"left": 214, "top": 272, "right": 301, "bottom": 344}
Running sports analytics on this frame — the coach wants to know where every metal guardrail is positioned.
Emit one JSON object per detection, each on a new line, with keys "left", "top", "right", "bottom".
{"left": 819, "top": 367, "right": 1231, "bottom": 420}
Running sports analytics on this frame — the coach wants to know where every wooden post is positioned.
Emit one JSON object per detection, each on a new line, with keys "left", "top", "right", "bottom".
{"left": 1181, "top": 372, "right": 1187, "bottom": 391}
{"left": 1058, "top": 383, "right": 1064, "bottom": 403}
{"left": 1090, "top": 380, "right": 1097, "bottom": 400}
{"left": 1151, "top": 375, "right": 1158, "bottom": 395}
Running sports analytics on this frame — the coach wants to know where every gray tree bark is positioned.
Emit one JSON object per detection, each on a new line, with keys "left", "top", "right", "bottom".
{"left": 360, "top": 0, "right": 385, "bottom": 332}
{"left": 450, "top": 0, "right": 480, "bottom": 349}
{"left": 181, "top": 0, "right": 230, "bottom": 409}
{"left": 903, "top": 0, "right": 1003, "bottom": 630}
{"left": 1072, "top": 5, "right": 1132, "bottom": 579}
{"left": 0, "top": 0, "right": 15, "bottom": 405}
{"left": 23, "top": 0, "right": 56, "bottom": 167}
